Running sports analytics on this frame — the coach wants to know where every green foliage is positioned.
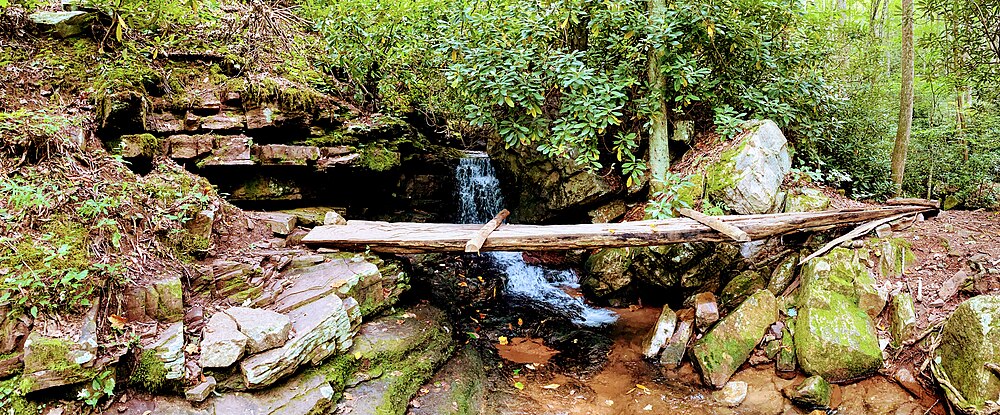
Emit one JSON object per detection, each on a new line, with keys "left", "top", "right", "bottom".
{"left": 645, "top": 173, "right": 694, "bottom": 219}
{"left": 77, "top": 369, "right": 116, "bottom": 407}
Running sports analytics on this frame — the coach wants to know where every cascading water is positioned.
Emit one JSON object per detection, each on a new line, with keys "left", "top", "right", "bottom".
{"left": 455, "top": 153, "right": 618, "bottom": 327}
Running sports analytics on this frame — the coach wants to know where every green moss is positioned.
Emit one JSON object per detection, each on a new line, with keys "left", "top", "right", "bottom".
{"left": 129, "top": 349, "right": 169, "bottom": 392}
{"left": 358, "top": 144, "right": 401, "bottom": 172}
{"left": 301, "top": 131, "right": 356, "bottom": 147}
{"left": 19, "top": 334, "right": 98, "bottom": 394}
{"left": 0, "top": 375, "right": 39, "bottom": 415}
{"left": 795, "top": 288, "right": 882, "bottom": 382}
{"left": 703, "top": 142, "right": 744, "bottom": 205}
{"left": 119, "top": 133, "right": 162, "bottom": 157}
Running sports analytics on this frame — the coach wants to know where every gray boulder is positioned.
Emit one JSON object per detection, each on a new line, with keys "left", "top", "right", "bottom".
{"left": 223, "top": 307, "right": 291, "bottom": 354}
{"left": 705, "top": 120, "right": 791, "bottom": 214}
{"left": 200, "top": 312, "right": 248, "bottom": 368}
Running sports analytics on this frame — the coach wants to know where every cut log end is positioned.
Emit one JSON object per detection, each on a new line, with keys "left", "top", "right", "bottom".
{"left": 465, "top": 209, "right": 510, "bottom": 253}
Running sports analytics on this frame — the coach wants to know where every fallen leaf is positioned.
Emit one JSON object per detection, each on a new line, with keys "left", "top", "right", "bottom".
{"left": 605, "top": 400, "right": 614, "bottom": 406}
{"left": 542, "top": 384, "right": 560, "bottom": 389}
{"left": 498, "top": 336, "right": 509, "bottom": 345}
{"left": 458, "top": 282, "right": 468, "bottom": 287}
{"left": 185, "top": 343, "right": 199, "bottom": 354}
{"left": 354, "top": 352, "right": 363, "bottom": 360}
{"left": 108, "top": 314, "right": 128, "bottom": 330}
{"left": 643, "top": 404, "right": 653, "bottom": 411}
{"left": 636, "top": 384, "right": 651, "bottom": 394}
{"left": 514, "top": 381, "right": 525, "bottom": 390}
{"left": 517, "top": 318, "right": 523, "bottom": 326}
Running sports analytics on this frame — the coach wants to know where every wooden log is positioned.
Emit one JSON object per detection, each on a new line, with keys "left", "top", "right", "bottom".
{"left": 465, "top": 209, "right": 510, "bottom": 253}
{"left": 678, "top": 208, "right": 750, "bottom": 242}
{"left": 798, "top": 212, "right": 916, "bottom": 265}
{"left": 886, "top": 198, "right": 940, "bottom": 209}
{"left": 303, "top": 205, "right": 933, "bottom": 254}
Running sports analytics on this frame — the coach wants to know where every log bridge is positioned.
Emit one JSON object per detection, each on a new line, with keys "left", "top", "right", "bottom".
{"left": 302, "top": 203, "right": 937, "bottom": 254}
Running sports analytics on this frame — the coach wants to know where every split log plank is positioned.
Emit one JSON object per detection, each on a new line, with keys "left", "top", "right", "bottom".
{"left": 678, "top": 208, "right": 750, "bottom": 242}
{"left": 466, "top": 209, "right": 510, "bottom": 253}
{"left": 303, "top": 205, "right": 933, "bottom": 253}
{"left": 798, "top": 212, "right": 915, "bottom": 265}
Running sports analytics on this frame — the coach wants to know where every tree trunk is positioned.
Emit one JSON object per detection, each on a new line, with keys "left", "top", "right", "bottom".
{"left": 647, "top": 0, "right": 670, "bottom": 195}
{"left": 891, "top": 0, "right": 915, "bottom": 196}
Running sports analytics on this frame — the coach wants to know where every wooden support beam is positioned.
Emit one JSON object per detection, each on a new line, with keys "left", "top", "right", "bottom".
{"left": 302, "top": 206, "right": 933, "bottom": 254}
{"left": 465, "top": 209, "right": 510, "bottom": 253}
{"left": 678, "top": 208, "right": 750, "bottom": 242}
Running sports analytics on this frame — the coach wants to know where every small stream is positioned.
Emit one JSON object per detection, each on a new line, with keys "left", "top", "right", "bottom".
{"left": 455, "top": 153, "right": 618, "bottom": 327}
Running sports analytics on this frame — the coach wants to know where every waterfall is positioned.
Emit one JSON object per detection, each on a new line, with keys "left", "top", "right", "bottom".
{"left": 455, "top": 155, "right": 618, "bottom": 327}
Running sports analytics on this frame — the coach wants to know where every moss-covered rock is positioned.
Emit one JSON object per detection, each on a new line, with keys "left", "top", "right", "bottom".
{"left": 783, "top": 375, "right": 832, "bottom": 408}
{"left": 719, "top": 270, "right": 766, "bottom": 309}
{"left": 690, "top": 290, "right": 777, "bottom": 388}
{"left": 783, "top": 188, "right": 831, "bottom": 213}
{"left": 582, "top": 248, "right": 635, "bottom": 300}
{"left": 20, "top": 331, "right": 99, "bottom": 393}
{"left": 704, "top": 120, "right": 791, "bottom": 214}
{"left": 314, "top": 305, "right": 454, "bottom": 415}
{"left": 408, "top": 346, "right": 485, "bottom": 415}
{"left": 795, "top": 287, "right": 882, "bottom": 383}
{"left": 130, "top": 321, "right": 185, "bottom": 392}
{"left": 766, "top": 253, "right": 799, "bottom": 295}
{"left": 890, "top": 293, "right": 916, "bottom": 348}
{"left": 932, "top": 295, "right": 1000, "bottom": 414}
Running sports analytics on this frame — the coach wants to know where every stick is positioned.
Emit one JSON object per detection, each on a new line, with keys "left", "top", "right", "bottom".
{"left": 465, "top": 209, "right": 510, "bottom": 253}
{"left": 799, "top": 212, "right": 913, "bottom": 265}
{"left": 678, "top": 208, "right": 750, "bottom": 242}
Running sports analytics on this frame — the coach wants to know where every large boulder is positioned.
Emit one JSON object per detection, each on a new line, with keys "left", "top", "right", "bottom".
{"left": 705, "top": 120, "right": 791, "bottom": 214}
{"left": 487, "top": 138, "right": 618, "bottom": 222}
{"left": 932, "top": 295, "right": 1000, "bottom": 414}
{"left": 795, "top": 248, "right": 883, "bottom": 383}
{"left": 690, "top": 290, "right": 777, "bottom": 388}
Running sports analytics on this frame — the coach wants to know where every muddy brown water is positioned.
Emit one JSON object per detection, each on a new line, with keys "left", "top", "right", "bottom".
{"left": 485, "top": 306, "right": 942, "bottom": 415}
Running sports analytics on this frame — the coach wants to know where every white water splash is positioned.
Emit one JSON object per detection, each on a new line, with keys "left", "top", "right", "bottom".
{"left": 455, "top": 155, "right": 618, "bottom": 327}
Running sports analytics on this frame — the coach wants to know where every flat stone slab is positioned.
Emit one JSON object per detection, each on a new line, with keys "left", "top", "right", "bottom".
{"left": 223, "top": 307, "right": 291, "bottom": 354}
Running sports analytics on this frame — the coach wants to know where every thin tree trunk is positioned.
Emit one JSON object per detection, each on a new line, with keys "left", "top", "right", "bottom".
{"left": 883, "top": 0, "right": 891, "bottom": 76}
{"left": 647, "top": 0, "right": 670, "bottom": 195}
{"left": 891, "top": 0, "right": 915, "bottom": 195}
